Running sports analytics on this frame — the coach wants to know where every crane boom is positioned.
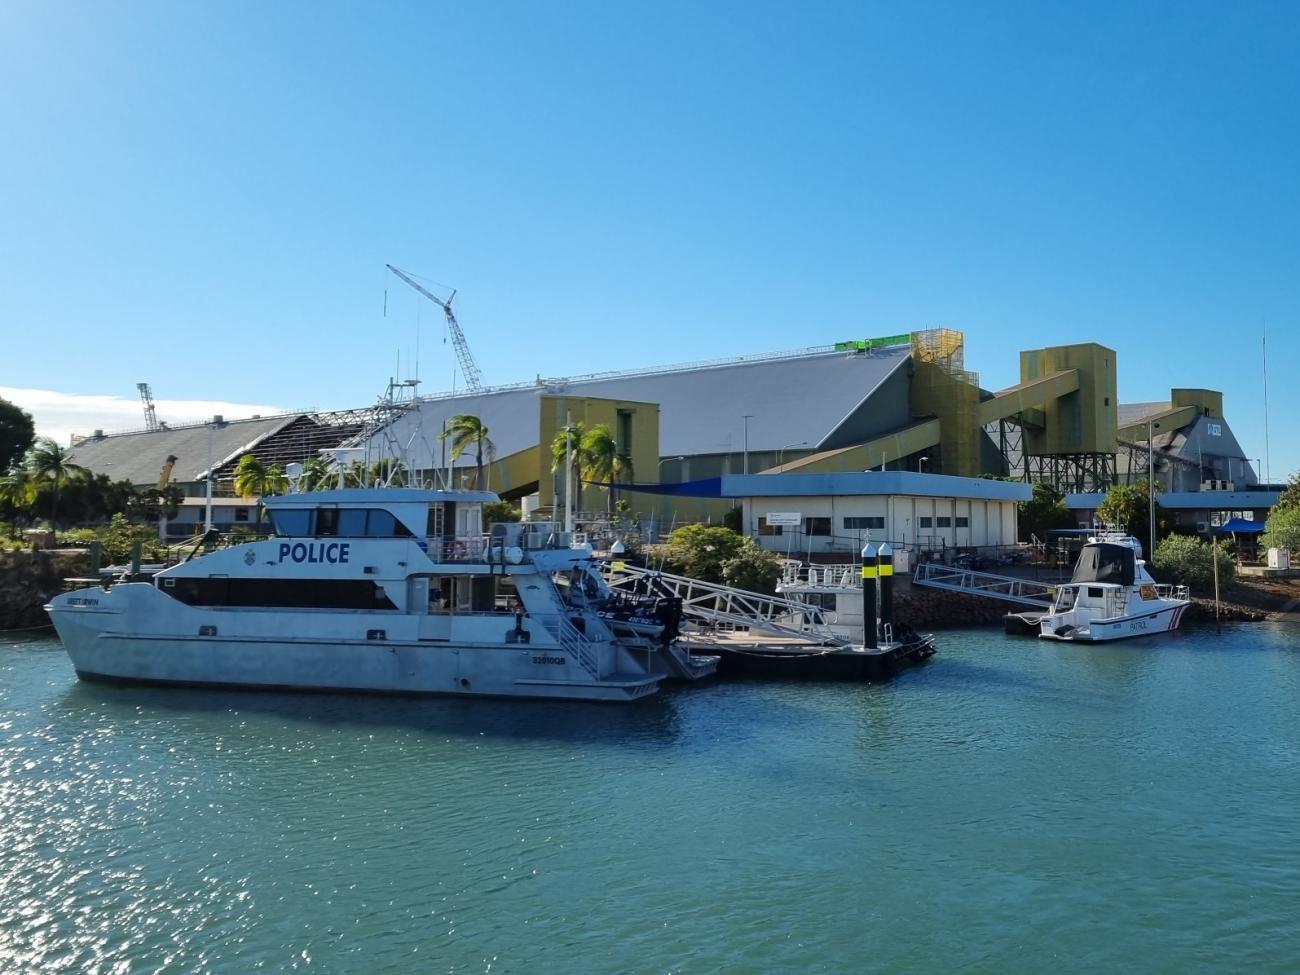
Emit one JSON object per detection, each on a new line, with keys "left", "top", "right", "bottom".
{"left": 386, "top": 264, "right": 484, "bottom": 391}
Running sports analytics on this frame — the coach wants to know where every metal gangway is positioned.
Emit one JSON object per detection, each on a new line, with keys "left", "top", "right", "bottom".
{"left": 600, "top": 562, "right": 849, "bottom": 647}
{"left": 912, "top": 562, "right": 1053, "bottom": 608}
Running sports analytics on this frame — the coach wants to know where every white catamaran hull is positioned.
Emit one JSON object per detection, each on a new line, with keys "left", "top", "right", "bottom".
{"left": 1039, "top": 601, "right": 1189, "bottom": 642}
{"left": 49, "top": 586, "right": 661, "bottom": 703}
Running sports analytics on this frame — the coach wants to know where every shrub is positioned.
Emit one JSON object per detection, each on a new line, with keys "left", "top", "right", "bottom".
{"left": 663, "top": 524, "right": 747, "bottom": 583}
{"left": 483, "top": 500, "right": 521, "bottom": 525}
{"left": 721, "top": 543, "right": 782, "bottom": 595}
{"left": 1262, "top": 505, "right": 1300, "bottom": 553}
{"left": 1153, "top": 534, "right": 1235, "bottom": 592}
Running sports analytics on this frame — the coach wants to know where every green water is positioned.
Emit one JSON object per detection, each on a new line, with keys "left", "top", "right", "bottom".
{"left": 2, "top": 624, "right": 1299, "bottom": 974}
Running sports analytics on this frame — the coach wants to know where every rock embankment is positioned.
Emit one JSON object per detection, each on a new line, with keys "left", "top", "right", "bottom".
{"left": 0, "top": 550, "right": 90, "bottom": 631}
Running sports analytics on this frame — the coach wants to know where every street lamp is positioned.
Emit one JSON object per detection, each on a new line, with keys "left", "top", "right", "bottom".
{"left": 204, "top": 414, "right": 227, "bottom": 532}
{"left": 657, "top": 455, "right": 686, "bottom": 481}
{"left": 778, "top": 441, "right": 808, "bottom": 467}
{"left": 918, "top": 456, "right": 929, "bottom": 473}
{"left": 1147, "top": 418, "right": 1163, "bottom": 562}
{"left": 742, "top": 415, "right": 754, "bottom": 474}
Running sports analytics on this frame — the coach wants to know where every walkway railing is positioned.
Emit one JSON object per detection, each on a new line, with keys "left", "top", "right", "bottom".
{"left": 601, "top": 563, "right": 847, "bottom": 646}
{"left": 912, "top": 562, "right": 1054, "bottom": 608}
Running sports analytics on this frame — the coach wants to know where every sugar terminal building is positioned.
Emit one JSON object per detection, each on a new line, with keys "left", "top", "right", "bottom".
{"left": 66, "top": 329, "right": 1278, "bottom": 550}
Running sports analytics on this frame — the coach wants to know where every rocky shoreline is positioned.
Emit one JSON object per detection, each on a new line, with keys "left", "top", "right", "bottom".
{"left": 0, "top": 550, "right": 90, "bottom": 631}
{"left": 0, "top": 552, "right": 1290, "bottom": 638}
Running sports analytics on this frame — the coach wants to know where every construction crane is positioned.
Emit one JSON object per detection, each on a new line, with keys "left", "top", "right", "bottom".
{"left": 137, "top": 382, "right": 160, "bottom": 432}
{"left": 386, "top": 264, "right": 484, "bottom": 392}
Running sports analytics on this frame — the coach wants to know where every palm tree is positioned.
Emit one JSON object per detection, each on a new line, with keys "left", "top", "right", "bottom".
{"left": 298, "top": 456, "right": 334, "bottom": 492}
{"left": 0, "top": 467, "right": 35, "bottom": 531}
{"left": 440, "top": 414, "right": 495, "bottom": 489}
{"left": 550, "top": 420, "right": 590, "bottom": 515}
{"left": 25, "top": 437, "right": 86, "bottom": 529}
{"left": 233, "top": 454, "right": 288, "bottom": 529}
{"left": 581, "top": 424, "right": 634, "bottom": 515}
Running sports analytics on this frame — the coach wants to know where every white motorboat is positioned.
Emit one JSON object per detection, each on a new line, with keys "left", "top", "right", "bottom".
{"left": 47, "top": 487, "right": 712, "bottom": 702}
{"left": 1039, "top": 541, "right": 1190, "bottom": 642}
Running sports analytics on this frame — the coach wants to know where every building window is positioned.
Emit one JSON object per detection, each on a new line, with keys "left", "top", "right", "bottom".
{"left": 956, "top": 516, "right": 969, "bottom": 528}
{"left": 617, "top": 410, "right": 634, "bottom": 458}
{"left": 804, "top": 517, "right": 831, "bottom": 536}
{"left": 937, "top": 517, "right": 952, "bottom": 528}
{"left": 757, "top": 517, "right": 783, "bottom": 536}
{"left": 234, "top": 508, "right": 250, "bottom": 523}
{"left": 843, "top": 516, "right": 885, "bottom": 530}
{"left": 918, "top": 517, "right": 933, "bottom": 529}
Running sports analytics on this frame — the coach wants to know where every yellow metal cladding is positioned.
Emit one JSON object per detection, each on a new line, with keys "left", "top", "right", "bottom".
{"left": 1171, "top": 388, "right": 1223, "bottom": 419}
{"left": 910, "top": 329, "right": 981, "bottom": 476}
{"left": 878, "top": 562, "right": 894, "bottom": 577}
{"left": 537, "top": 394, "right": 661, "bottom": 511}
{"left": 762, "top": 419, "right": 942, "bottom": 474}
{"left": 861, "top": 565, "right": 878, "bottom": 579}
{"left": 977, "top": 369, "right": 1081, "bottom": 426}
{"left": 1019, "top": 343, "right": 1118, "bottom": 456}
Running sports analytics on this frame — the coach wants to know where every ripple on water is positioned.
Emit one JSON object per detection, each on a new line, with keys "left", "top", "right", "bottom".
{"left": 3, "top": 627, "right": 1300, "bottom": 973}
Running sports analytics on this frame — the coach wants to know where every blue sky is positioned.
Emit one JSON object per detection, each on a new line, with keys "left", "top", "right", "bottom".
{"left": 3, "top": 1, "right": 1297, "bottom": 479}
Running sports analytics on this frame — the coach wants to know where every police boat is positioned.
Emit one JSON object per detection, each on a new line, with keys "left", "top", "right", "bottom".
{"left": 47, "top": 487, "right": 708, "bottom": 702}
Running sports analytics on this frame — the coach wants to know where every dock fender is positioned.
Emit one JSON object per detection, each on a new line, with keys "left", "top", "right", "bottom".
{"left": 1054, "top": 624, "right": 1075, "bottom": 637}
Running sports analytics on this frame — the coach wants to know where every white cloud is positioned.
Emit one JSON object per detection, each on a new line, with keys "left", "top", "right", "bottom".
{"left": 0, "top": 387, "right": 288, "bottom": 447}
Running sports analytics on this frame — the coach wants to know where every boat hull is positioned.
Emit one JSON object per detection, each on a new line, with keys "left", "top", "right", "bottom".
{"left": 49, "top": 586, "right": 661, "bottom": 703}
{"left": 1038, "top": 602, "right": 1189, "bottom": 642}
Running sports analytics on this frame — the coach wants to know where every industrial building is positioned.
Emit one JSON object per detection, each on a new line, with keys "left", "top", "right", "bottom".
{"left": 724, "top": 472, "right": 1030, "bottom": 558}
{"left": 64, "top": 328, "right": 1272, "bottom": 545}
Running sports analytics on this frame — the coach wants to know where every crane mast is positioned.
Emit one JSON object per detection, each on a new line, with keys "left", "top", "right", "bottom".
{"left": 386, "top": 264, "right": 484, "bottom": 392}
{"left": 137, "top": 382, "right": 160, "bottom": 432}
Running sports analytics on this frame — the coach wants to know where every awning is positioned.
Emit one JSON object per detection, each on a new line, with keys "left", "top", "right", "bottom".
{"left": 1216, "top": 517, "right": 1265, "bottom": 534}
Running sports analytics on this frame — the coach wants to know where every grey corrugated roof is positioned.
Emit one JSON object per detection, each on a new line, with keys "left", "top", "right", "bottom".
{"left": 370, "top": 347, "right": 911, "bottom": 467}
{"left": 1118, "top": 401, "right": 1172, "bottom": 427}
{"left": 67, "top": 415, "right": 298, "bottom": 485}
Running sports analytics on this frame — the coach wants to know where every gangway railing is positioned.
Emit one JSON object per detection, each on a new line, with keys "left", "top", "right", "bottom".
{"left": 601, "top": 563, "right": 848, "bottom": 647}
{"left": 912, "top": 562, "right": 1053, "bottom": 608}
{"left": 531, "top": 613, "right": 601, "bottom": 678}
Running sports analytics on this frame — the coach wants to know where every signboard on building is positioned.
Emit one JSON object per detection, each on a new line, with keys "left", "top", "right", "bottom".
{"left": 765, "top": 512, "right": 803, "bottom": 527}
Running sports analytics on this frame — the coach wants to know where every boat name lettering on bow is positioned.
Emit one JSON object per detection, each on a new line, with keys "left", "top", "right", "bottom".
{"left": 277, "top": 542, "right": 351, "bottom": 564}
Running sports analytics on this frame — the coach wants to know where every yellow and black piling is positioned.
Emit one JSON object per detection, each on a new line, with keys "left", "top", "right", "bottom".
{"left": 878, "top": 541, "right": 894, "bottom": 639}
{"left": 861, "top": 543, "right": 878, "bottom": 649}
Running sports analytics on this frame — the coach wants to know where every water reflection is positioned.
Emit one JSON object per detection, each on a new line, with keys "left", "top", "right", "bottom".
{"left": 54, "top": 678, "right": 690, "bottom": 747}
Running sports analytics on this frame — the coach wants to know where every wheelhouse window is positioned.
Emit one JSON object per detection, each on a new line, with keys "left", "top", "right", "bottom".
{"left": 316, "top": 508, "right": 340, "bottom": 537}
{"left": 269, "top": 509, "right": 312, "bottom": 537}
{"left": 269, "top": 507, "right": 414, "bottom": 538}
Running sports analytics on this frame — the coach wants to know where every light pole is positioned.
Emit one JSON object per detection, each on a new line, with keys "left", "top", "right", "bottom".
{"left": 918, "top": 455, "right": 929, "bottom": 473}
{"left": 1147, "top": 418, "right": 1162, "bottom": 562}
{"left": 742, "top": 415, "right": 753, "bottom": 474}
{"left": 204, "top": 414, "right": 226, "bottom": 532}
{"left": 657, "top": 455, "right": 686, "bottom": 481}
{"left": 778, "top": 441, "right": 807, "bottom": 467}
